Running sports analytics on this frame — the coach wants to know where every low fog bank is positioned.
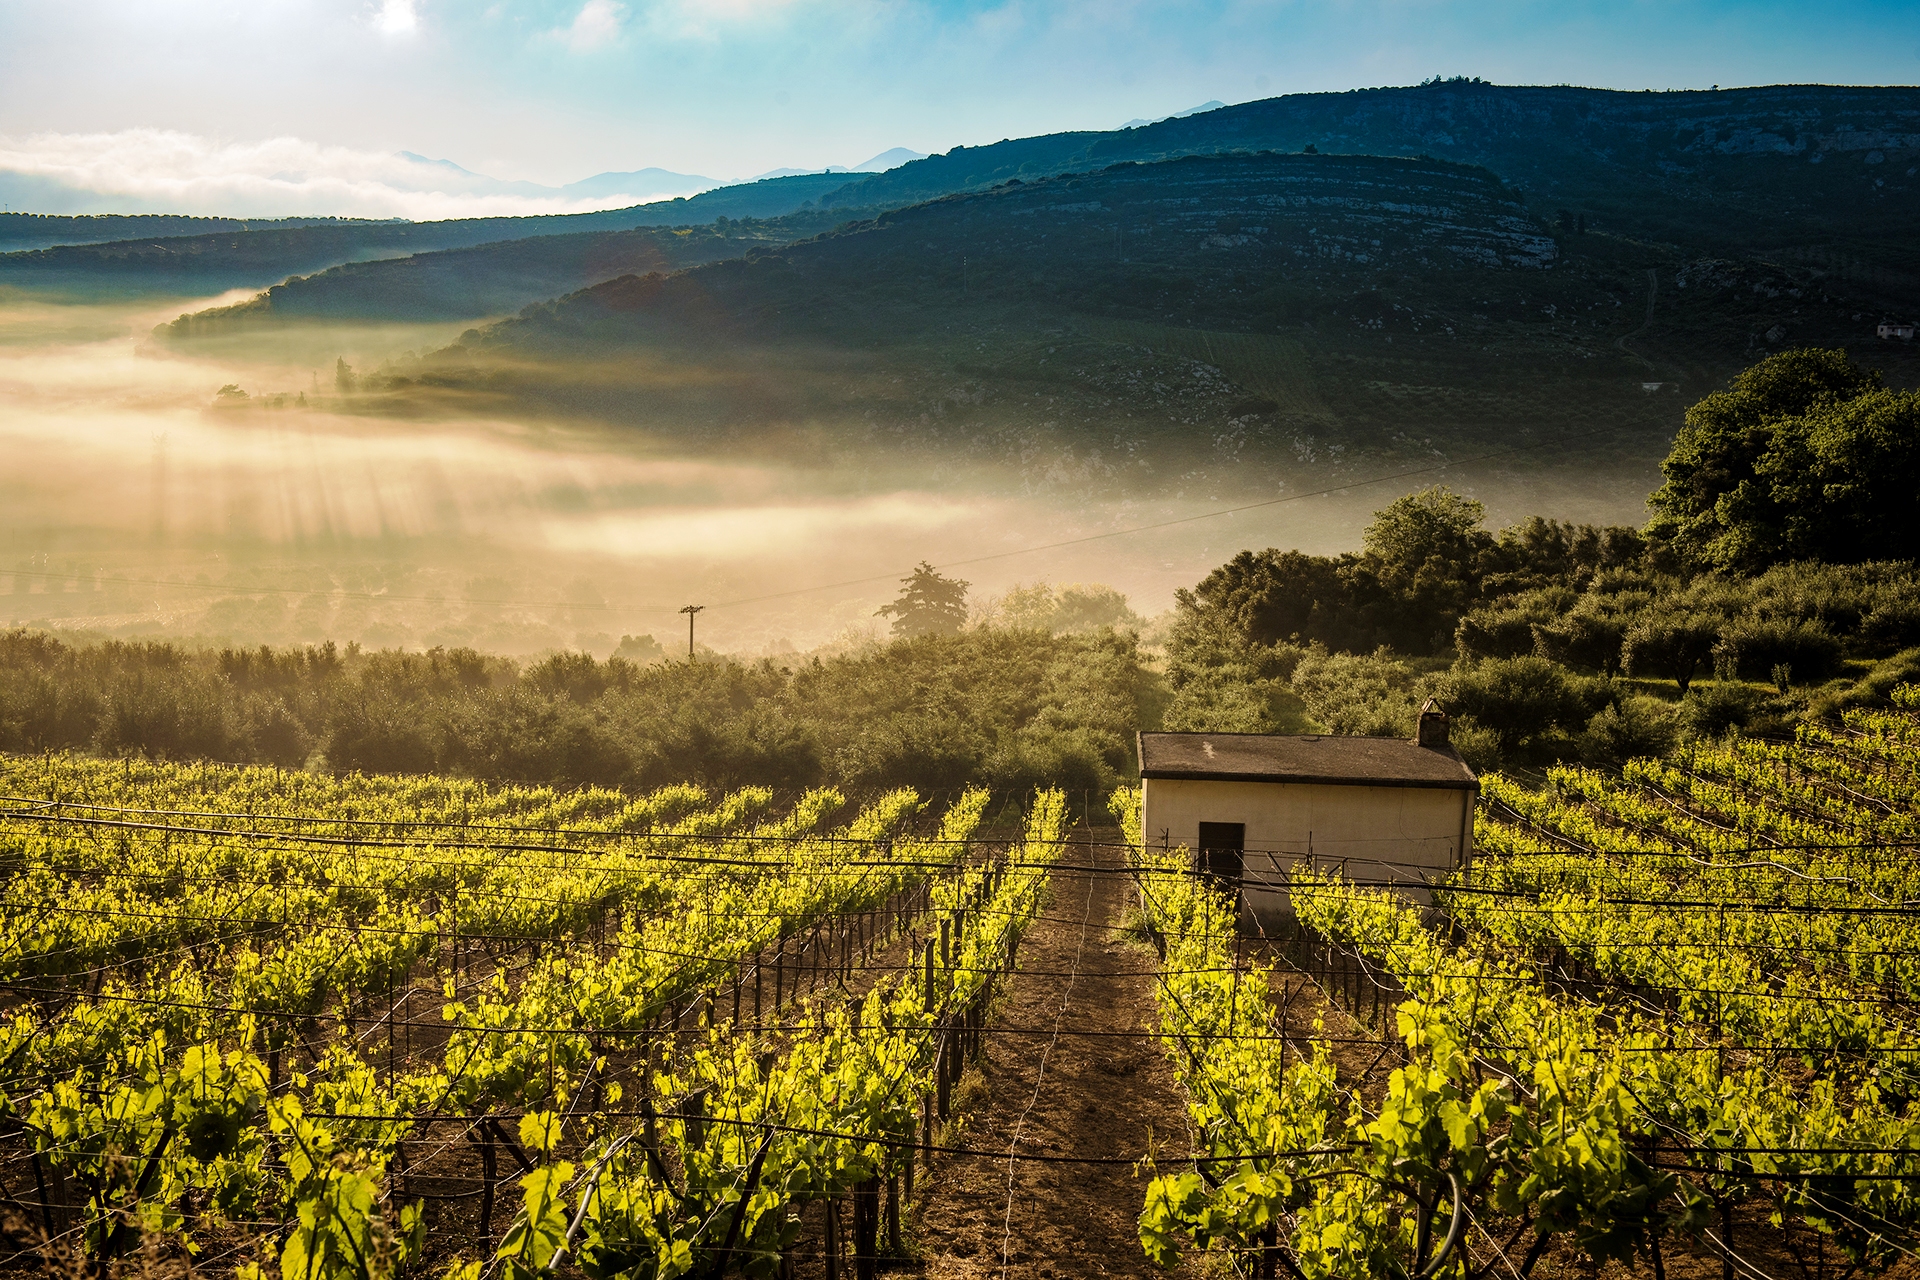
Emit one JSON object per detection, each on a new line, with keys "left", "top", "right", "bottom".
{"left": 1, "top": 291, "right": 1662, "bottom": 657}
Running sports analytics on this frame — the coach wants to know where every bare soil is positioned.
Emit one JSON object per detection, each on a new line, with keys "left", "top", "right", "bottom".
{"left": 904, "top": 837, "right": 1206, "bottom": 1280}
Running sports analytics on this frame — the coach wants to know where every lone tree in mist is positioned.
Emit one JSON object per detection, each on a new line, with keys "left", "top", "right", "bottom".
{"left": 878, "top": 562, "right": 970, "bottom": 637}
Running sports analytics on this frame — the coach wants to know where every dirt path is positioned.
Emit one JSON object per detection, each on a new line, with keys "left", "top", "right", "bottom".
{"left": 908, "top": 836, "right": 1204, "bottom": 1280}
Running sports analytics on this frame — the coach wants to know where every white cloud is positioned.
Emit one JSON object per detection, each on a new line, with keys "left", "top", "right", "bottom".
{"left": 0, "top": 129, "right": 693, "bottom": 219}
{"left": 564, "top": 0, "right": 626, "bottom": 52}
{"left": 371, "top": 0, "right": 419, "bottom": 35}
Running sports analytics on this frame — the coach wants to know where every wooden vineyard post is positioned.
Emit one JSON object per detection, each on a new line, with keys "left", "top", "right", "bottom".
{"left": 905, "top": 1117, "right": 917, "bottom": 1200}
{"left": 733, "top": 962, "right": 741, "bottom": 1027}
{"left": 886, "top": 1173, "right": 902, "bottom": 1256}
{"left": 755, "top": 953, "right": 764, "bottom": 1027}
{"left": 853, "top": 1180, "right": 879, "bottom": 1280}
{"left": 824, "top": 1197, "right": 840, "bottom": 1280}
{"left": 922, "top": 1091, "right": 935, "bottom": 1163}
{"left": 685, "top": 1087, "right": 707, "bottom": 1149}
{"left": 28, "top": 1148, "right": 55, "bottom": 1237}
{"left": 936, "top": 1025, "right": 951, "bottom": 1119}
{"left": 478, "top": 1132, "right": 498, "bottom": 1253}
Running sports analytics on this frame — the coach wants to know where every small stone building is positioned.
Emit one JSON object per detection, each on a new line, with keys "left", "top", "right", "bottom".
{"left": 1136, "top": 704, "right": 1477, "bottom": 923}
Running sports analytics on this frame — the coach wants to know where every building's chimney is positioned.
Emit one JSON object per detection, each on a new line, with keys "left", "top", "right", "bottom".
{"left": 1415, "top": 698, "right": 1450, "bottom": 749}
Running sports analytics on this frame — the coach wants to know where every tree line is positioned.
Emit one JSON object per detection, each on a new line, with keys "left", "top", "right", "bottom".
{"left": 0, "top": 626, "right": 1157, "bottom": 798}
{"left": 1164, "top": 348, "right": 1920, "bottom": 768}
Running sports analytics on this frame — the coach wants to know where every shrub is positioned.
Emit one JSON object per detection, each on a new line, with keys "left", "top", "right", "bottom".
{"left": 1861, "top": 600, "right": 1920, "bottom": 653}
{"left": 1455, "top": 608, "right": 1539, "bottom": 661}
{"left": 1621, "top": 613, "right": 1721, "bottom": 693}
{"left": 1678, "top": 683, "right": 1766, "bottom": 739}
{"left": 1441, "top": 655, "right": 1594, "bottom": 760}
{"left": 1531, "top": 611, "right": 1628, "bottom": 675}
{"left": 1448, "top": 719, "right": 1505, "bottom": 773}
{"left": 1711, "top": 617, "right": 1841, "bottom": 686}
{"left": 1289, "top": 646, "right": 1424, "bottom": 737}
{"left": 1579, "top": 697, "right": 1678, "bottom": 767}
{"left": 1808, "top": 648, "right": 1920, "bottom": 716}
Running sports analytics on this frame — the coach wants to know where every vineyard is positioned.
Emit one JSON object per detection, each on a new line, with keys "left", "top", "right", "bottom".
{"left": 0, "top": 756, "right": 1068, "bottom": 1276}
{"left": 1131, "top": 685, "right": 1920, "bottom": 1279}
{"left": 1, "top": 687, "right": 1918, "bottom": 1278}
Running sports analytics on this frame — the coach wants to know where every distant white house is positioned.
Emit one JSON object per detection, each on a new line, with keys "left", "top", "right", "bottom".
{"left": 1878, "top": 322, "right": 1916, "bottom": 340}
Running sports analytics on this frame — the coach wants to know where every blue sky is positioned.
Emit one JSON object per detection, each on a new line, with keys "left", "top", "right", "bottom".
{"left": 3, "top": 0, "right": 1916, "bottom": 197}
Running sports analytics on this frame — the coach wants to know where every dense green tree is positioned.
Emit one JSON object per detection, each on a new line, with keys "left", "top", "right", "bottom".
{"left": 1178, "top": 548, "right": 1361, "bottom": 648}
{"left": 876, "top": 561, "right": 970, "bottom": 637}
{"left": 1454, "top": 588, "right": 1576, "bottom": 662}
{"left": 977, "top": 581, "right": 1141, "bottom": 634}
{"left": 1178, "top": 549, "right": 1361, "bottom": 648}
{"left": 1645, "top": 348, "right": 1915, "bottom": 570}
{"left": 1478, "top": 517, "right": 1645, "bottom": 595}
{"left": 1159, "top": 604, "right": 1310, "bottom": 733}
{"left": 1531, "top": 610, "right": 1629, "bottom": 676}
{"left": 1758, "top": 388, "right": 1920, "bottom": 565}
{"left": 1181, "top": 492, "right": 1644, "bottom": 662}
{"left": 1711, "top": 617, "right": 1840, "bottom": 687}
{"left": 1362, "top": 486, "right": 1492, "bottom": 629}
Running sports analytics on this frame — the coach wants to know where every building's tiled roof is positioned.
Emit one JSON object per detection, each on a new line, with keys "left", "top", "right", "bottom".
{"left": 1137, "top": 730, "right": 1477, "bottom": 789}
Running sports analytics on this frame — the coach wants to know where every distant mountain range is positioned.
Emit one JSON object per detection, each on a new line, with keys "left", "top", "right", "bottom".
{"left": 0, "top": 144, "right": 934, "bottom": 239}
{"left": 402, "top": 145, "right": 933, "bottom": 195}
{"left": 747, "top": 149, "right": 931, "bottom": 181}
{"left": 1118, "top": 101, "right": 1226, "bottom": 129}
{"left": 388, "top": 153, "right": 718, "bottom": 202}
{"left": 0, "top": 172, "right": 863, "bottom": 292}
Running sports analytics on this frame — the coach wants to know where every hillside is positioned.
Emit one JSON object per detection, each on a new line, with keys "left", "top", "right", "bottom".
{"left": 383, "top": 149, "right": 1911, "bottom": 497}
{"left": 34, "top": 83, "right": 1919, "bottom": 308}
{"left": 0, "top": 172, "right": 858, "bottom": 295}
{"left": 825, "top": 82, "right": 1920, "bottom": 276}
{"left": 149, "top": 211, "right": 859, "bottom": 335}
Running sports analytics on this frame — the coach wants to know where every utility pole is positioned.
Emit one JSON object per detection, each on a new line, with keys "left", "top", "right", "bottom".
{"left": 679, "top": 604, "right": 705, "bottom": 659}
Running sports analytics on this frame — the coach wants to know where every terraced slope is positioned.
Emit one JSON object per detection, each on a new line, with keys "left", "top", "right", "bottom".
{"left": 826, "top": 82, "right": 1920, "bottom": 261}
{"left": 383, "top": 150, "right": 1874, "bottom": 493}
